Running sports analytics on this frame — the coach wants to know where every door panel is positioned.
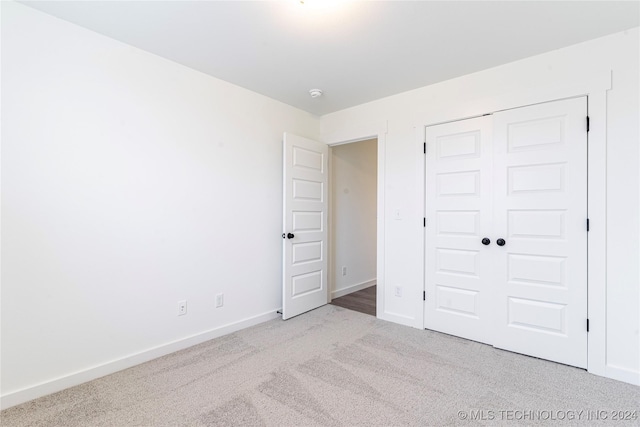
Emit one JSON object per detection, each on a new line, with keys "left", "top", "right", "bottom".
{"left": 424, "top": 97, "right": 587, "bottom": 368}
{"left": 492, "top": 97, "right": 587, "bottom": 368}
{"left": 425, "top": 116, "right": 493, "bottom": 344}
{"left": 282, "top": 133, "right": 328, "bottom": 320}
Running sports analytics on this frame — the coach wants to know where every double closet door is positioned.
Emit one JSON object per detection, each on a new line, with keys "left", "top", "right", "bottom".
{"left": 424, "top": 97, "right": 588, "bottom": 368}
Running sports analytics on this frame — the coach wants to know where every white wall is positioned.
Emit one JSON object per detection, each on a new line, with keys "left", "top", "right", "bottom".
{"left": 1, "top": 2, "right": 319, "bottom": 406}
{"left": 321, "top": 28, "right": 640, "bottom": 384}
{"left": 330, "top": 139, "right": 377, "bottom": 298}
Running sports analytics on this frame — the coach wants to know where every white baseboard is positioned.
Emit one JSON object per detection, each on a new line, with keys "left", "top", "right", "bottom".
{"left": 331, "top": 279, "right": 376, "bottom": 299}
{"left": 0, "top": 309, "right": 282, "bottom": 410}
{"left": 381, "top": 310, "right": 420, "bottom": 328}
{"left": 598, "top": 364, "right": 640, "bottom": 386}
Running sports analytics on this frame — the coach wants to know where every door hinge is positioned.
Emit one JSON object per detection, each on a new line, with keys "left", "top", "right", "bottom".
{"left": 423, "top": 217, "right": 426, "bottom": 227}
{"left": 587, "top": 319, "right": 590, "bottom": 332}
{"left": 423, "top": 291, "right": 426, "bottom": 301}
{"left": 423, "top": 142, "right": 426, "bottom": 154}
{"left": 587, "top": 116, "right": 590, "bottom": 132}
{"left": 587, "top": 218, "right": 590, "bottom": 232}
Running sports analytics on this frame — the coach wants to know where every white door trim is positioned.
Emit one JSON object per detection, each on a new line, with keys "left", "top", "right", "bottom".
{"left": 417, "top": 70, "right": 640, "bottom": 385}
{"left": 320, "top": 121, "right": 395, "bottom": 323}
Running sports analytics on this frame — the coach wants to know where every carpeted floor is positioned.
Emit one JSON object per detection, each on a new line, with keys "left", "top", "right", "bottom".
{"left": 2, "top": 305, "right": 639, "bottom": 426}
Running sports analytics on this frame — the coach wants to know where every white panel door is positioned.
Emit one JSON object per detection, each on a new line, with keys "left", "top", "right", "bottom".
{"left": 492, "top": 98, "right": 588, "bottom": 368}
{"left": 424, "top": 116, "right": 494, "bottom": 344}
{"left": 282, "top": 133, "right": 329, "bottom": 320}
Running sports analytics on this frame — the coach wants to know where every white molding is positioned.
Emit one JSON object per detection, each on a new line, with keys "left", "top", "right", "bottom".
{"left": 321, "top": 120, "right": 387, "bottom": 146}
{"left": 417, "top": 69, "right": 633, "bottom": 383}
{"left": 413, "top": 70, "right": 611, "bottom": 127}
{"left": 586, "top": 89, "right": 608, "bottom": 380}
{"left": 327, "top": 145, "right": 334, "bottom": 303}
{"left": 321, "top": 121, "right": 387, "bottom": 323}
{"left": 415, "top": 124, "right": 427, "bottom": 329}
{"left": 381, "top": 310, "right": 417, "bottom": 328}
{"left": 0, "top": 309, "right": 281, "bottom": 410}
{"left": 598, "top": 365, "right": 640, "bottom": 386}
{"left": 376, "top": 131, "right": 387, "bottom": 321}
{"left": 331, "top": 279, "right": 376, "bottom": 299}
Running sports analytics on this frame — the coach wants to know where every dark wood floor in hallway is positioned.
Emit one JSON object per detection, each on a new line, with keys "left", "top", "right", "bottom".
{"left": 330, "top": 285, "right": 376, "bottom": 316}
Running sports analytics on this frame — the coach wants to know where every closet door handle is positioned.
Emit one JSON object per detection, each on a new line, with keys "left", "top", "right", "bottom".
{"left": 481, "top": 238, "right": 491, "bottom": 246}
{"left": 496, "top": 238, "right": 506, "bottom": 246}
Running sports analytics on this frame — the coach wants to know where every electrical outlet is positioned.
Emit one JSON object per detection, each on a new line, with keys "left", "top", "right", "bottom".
{"left": 216, "top": 293, "right": 224, "bottom": 308}
{"left": 341, "top": 266, "right": 347, "bottom": 276}
{"left": 178, "top": 300, "right": 187, "bottom": 316}
{"left": 394, "top": 286, "right": 402, "bottom": 297}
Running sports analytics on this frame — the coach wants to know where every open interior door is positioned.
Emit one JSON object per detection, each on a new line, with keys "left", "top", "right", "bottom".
{"left": 282, "top": 132, "right": 329, "bottom": 320}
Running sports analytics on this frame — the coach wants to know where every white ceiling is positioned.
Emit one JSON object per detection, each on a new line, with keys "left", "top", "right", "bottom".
{"left": 21, "top": 1, "right": 640, "bottom": 116}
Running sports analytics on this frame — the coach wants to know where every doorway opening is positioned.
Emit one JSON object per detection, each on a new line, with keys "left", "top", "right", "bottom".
{"left": 328, "top": 138, "right": 378, "bottom": 316}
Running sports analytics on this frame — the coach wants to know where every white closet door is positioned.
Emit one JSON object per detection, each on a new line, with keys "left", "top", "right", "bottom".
{"left": 424, "top": 116, "right": 494, "bottom": 344}
{"left": 492, "top": 97, "right": 588, "bottom": 368}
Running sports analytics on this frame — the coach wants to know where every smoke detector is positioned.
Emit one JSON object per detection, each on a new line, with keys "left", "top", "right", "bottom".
{"left": 309, "top": 89, "right": 323, "bottom": 98}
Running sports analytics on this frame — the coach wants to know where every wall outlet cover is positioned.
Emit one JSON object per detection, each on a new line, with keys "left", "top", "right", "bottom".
{"left": 178, "top": 300, "right": 187, "bottom": 316}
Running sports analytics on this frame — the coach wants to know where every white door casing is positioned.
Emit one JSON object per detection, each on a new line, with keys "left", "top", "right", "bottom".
{"left": 282, "top": 133, "right": 329, "bottom": 320}
{"left": 424, "top": 116, "right": 494, "bottom": 344}
{"left": 424, "top": 97, "right": 588, "bottom": 368}
{"left": 492, "top": 97, "right": 588, "bottom": 368}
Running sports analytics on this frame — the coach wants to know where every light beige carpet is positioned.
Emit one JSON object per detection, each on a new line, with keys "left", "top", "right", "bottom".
{"left": 2, "top": 305, "right": 639, "bottom": 426}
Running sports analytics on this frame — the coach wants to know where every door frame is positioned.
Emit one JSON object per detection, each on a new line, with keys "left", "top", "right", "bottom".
{"left": 321, "top": 122, "right": 388, "bottom": 319}
{"left": 416, "top": 70, "right": 626, "bottom": 382}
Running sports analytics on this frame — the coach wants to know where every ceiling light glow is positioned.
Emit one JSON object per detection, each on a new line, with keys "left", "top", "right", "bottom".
{"left": 297, "top": 0, "right": 347, "bottom": 12}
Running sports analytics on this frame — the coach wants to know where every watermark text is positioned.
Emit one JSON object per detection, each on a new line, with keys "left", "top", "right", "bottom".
{"left": 457, "top": 409, "right": 638, "bottom": 422}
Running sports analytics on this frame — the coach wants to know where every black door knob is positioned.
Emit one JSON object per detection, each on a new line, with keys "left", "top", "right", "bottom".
{"left": 482, "top": 238, "right": 491, "bottom": 246}
{"left": 287, "top": 233, "right": 295, "bottom": 239}
{"left": 496, "top": 238, "right": 506, "bottom": 246}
